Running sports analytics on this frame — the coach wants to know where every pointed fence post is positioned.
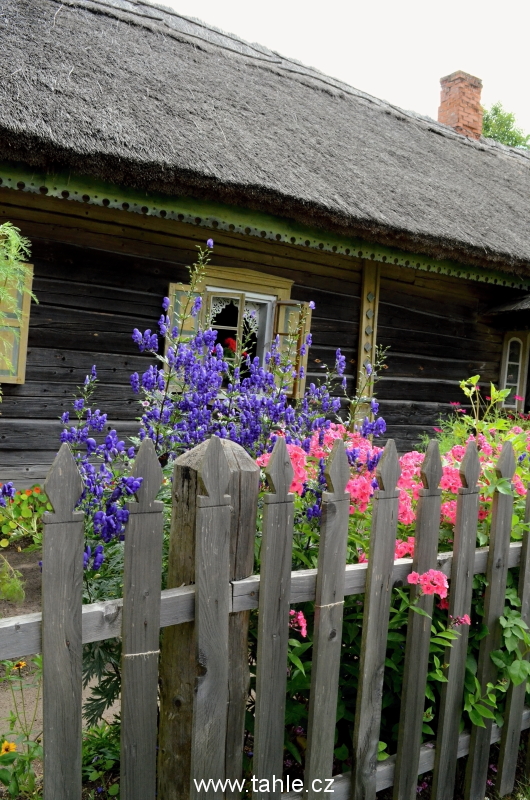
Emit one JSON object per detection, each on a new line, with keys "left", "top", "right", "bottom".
{"left": 120, "top": 439, "right": 164, "bottom": 800}
{"left": 351, "top": 439, "right": 401, "bottom": 800}
{"left": 42, "top": 443, "right": 84, "bottom": 800}
{"left": 253, "top": 437, "right": 294, "bottom": 800}
{"left": 393, "top": 440, "right": 443, "bottom": 800}
{"left": 158, "top": 438, "right": 258, "bottom": 800}
{"left": 465, "top": 441, "right": 516, "bottom": 800}
{"left": 304, "top": 440, "right": 350, "bottom": 800}
{"left": 431, "top": 442, "right": 480, "bottom": 800}
{"left": 497, "top": 484, "right": 530, "bottom": 795}
{"left": 190, "top": 436, "right": 232, "bottom": 799}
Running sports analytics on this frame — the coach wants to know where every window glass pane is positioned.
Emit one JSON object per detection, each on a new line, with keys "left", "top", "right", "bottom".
{"left": 506, "top": 363, "right": 520, "bottom": 385}
{"left": 509, "top": 340, "right": 522, "bottom": 362}
{"left": 0, "top": 327, "right": 19, "bottom": 376}
{"left": 505, "top": 385, "right": 518, "bottom": 406}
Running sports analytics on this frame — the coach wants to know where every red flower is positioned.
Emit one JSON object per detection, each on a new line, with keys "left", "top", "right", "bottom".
{"left": 224, "top": 337, "right": 237, "bottom": 353}
{"left": 515, "top": 395, "right": 524, "bottom": 402}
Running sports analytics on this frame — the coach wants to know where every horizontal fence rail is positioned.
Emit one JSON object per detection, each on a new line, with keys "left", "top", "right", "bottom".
{"left": 0, "top": 542, "right": 524, "bottom": 661}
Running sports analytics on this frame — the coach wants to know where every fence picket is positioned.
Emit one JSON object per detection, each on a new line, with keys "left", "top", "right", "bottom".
{"left": 253, "top": 437, "right": 295, "bottom": 800}
{"left": 393, "top": 441, "right": 443, "bottom": 800}
{"left": 304, "top": 440, "right": 350, "bottom": 800}
{"left": 351, "top": 439, "right": 401, "bottom": 800}
{"left": 42, "top": 443, "right": 84, "bottom": 800}
{"left": 190, "top": 436, "right": 233, "bottom": 799}
{"left": 225, "top": 444, "right": 260, "bottom": 797}
{"left": 496, "top": 485, "right": 530, "bottom": 795}
{"left": 120, "top": 439, "right": 164, "bottom": 800}
{"left": 431, "top": 442, "right": 480, "bottom": 800}
{"left": 464, "top": 441, "right": 516, "bottom": 800}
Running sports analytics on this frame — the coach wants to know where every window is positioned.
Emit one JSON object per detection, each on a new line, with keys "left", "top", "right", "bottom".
{"left": 0, "top": 266, "right": 33, "bottom": 384}
{"left": 500, "top": 331, "right": 529, "bottom": 410}
{"left": 168, "top": 267, "right": 312, "bottom": 398}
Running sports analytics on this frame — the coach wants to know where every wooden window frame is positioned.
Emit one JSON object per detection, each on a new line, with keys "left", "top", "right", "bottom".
{"left": 500, "top": 331, "right": 530, "bottom": 411}
{"left": 168, "top": 267, "right": 312, "bottom": 398}
{"left": 0, "top": 265, "right": 33, "bottom": 384}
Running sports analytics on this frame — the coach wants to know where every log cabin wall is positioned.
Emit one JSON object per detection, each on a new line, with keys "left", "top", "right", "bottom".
{"left": 376, "top": 263, "right": 517, "bottom": 452}
{"left": 0, "top": 189, "right": 361, "bottom": 483}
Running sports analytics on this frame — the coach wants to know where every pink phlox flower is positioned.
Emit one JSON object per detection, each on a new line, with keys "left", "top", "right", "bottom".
{"left": 440, "top": 500, "right": 457, "bottom": 526}
{"left": 440, "top": 466, "right": 461, "bottom": 493}
{"left": 437, "top": 597, "right": 450, "bottom": 610}
{"left": 510, "top": 426, "right": 524, "bottom": 435}
{"left": 346, "top": 474, "right": 375, "bottom": 513}
{"left": 398, "top": 491, "right": 416, "bottom": 525}
{"left": 408, "top": 569, "right": 448, "bottom": 598}
{"left": 289, "top": 609, "right": 307, "bottom": 637}
{"left": 450, "top": 445, "right": 466, "bottom": 461}
{"left": 450, "top": 401, "right": 461, "bottom": 406}
{"left": 395, "top": 537, "right": 415, "bottom": 559}
{"left": 357, "top": 550, "right": 368, "bottom": 564}
{"left": 256, "top": 444, "right": 308, "bottom": 495}
{"left": 513, "top": 474, "right": 527, "bottom": 496}
{"left": 450, "top": 614, "right": 471, "bottom": 626}
{"left": 478, "top": 505, "right": 490, "bottom": 521}
{"left": 514, "top": 396, "right": 524, "bottom": 402}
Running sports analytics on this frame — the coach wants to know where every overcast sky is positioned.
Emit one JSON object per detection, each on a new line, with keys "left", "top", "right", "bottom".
{"left": 158, "top": 0, "right": 530, "bottom": 135}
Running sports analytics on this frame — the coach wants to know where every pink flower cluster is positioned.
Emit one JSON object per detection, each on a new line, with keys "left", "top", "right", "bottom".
{"left": 395, "top": 537, "right": 415, "bottom": 559}
{"left": 450, "top": 614, "right": 471, "bottom": 627}
{"left": 289, "top": 609, "right": 308, "bottom": 637}
{"left": 407, "top": 569, "right": 449, "bottom": 598}
{"left": 256, "top": 443, "right": 308, "bottom": 495}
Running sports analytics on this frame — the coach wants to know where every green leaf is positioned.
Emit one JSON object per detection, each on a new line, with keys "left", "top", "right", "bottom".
{"left": 410, "top": 606, "right": 432, "bottom": 619}
{"left": 474, "top": 704, "right": 495, "bottom": 720}
{"left": 508, "top": 659, "right": 530, "bottom": 686}
{"left": 468, "top": 708, "right": 486, "bottom": 727}
{"left": 88, "top": 770, "right": 101, "bottom": 781}
{"left": 0, "top": 768, "right": 10, "bottom": 786}
{"left": 288, "top": 653, "right": 305, "bottom": 675}
{"left": 0, "top": 754, "right": 17, "bottom": 766}
{"left": 108, "top": 785, "right": 120, "bottom": 797}
{"left": 334, "top": 744, "right": 349, "bottom": 760}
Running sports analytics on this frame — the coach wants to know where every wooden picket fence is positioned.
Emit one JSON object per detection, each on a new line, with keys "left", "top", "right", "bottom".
{"left": 0, "top": 434, "right": 529, "bottom": 800}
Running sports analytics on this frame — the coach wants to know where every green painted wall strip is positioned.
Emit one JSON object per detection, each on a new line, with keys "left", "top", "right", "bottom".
{"left": 1, "top": 160, "right": 529, "bottom": 290}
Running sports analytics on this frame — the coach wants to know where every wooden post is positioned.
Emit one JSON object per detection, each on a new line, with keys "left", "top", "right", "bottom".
{"left": 393, "top": 441, "right": 442, "bottom": 800}
{"left": 431, "top": 442, "right": 480, "bottom": 800}
{"left": 497, "top": 486, "right": 530, "bottom": 795}
{"left": 253, "top": 437, "right": 294, "bottom": 800}
{"left": 465, "top": 442, "right": 515, "bottom": 800}
{"left": 120, "top": 439, "right": 164, "bottom": 800}
{"left": 351, "top": 439, "right": 401, "bottom": 800}
{"left": 42, "top": 444, "right": 84, "bottom": 800}
{"left": 189, "top": 435, "right": 232, "bottom": 799}
{"left": 157, "top": 437, "right": 258, "bottom": 800}
{"left": 304, "top": 440, "right": 350, "bottom": 800}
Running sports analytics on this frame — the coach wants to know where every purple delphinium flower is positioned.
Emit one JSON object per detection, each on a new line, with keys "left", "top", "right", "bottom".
{"left": 206, "top": 238, "right": 214, "bottom": 248}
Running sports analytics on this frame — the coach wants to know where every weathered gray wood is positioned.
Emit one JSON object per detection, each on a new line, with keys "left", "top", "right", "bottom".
{"left": 280, "top": 707, "right": 530, "bottom": 800}
{"left": 465, "top": 441, "right": 516, "bottom": 800}
{"left": 190, "top": 436, "right": 232, "bottom": 799}
{"left": 305, "top": 441, "right": 350, "bottom": 800}
{"left": 431, "top": 441, "right": 480, "bottom": 800}
{"left": 158, "top": 437, "right": 257, "bottom": 800}
{"left": 225, "top": 445, "right": 260, "bottom": 798}
{"left": 42, "top": 444, "right": 84, "bottom": 800}
{"left": 497, "top": 485, "right": 530, "bottom": 795}
{"left": 351, "top": 440, "right": 401, "bottom": 800}
{"left": 394, "top": 441, "right": 442, "bottom": 800}
{"left": 253, "top": 437, "right": 295, "bottom": 800}
{"left": 158, "top": 439, "right": 207, "bottom": 800}
{"left": 120, "top": 439, "right": 164, "bottom": 800}
{"left": 0, "top": 541, "right": 525, "bottom": 663}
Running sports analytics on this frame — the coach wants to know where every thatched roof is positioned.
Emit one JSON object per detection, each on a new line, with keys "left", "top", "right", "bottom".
{"left": 2, "top": 0, "right": 530, "bottom": 272}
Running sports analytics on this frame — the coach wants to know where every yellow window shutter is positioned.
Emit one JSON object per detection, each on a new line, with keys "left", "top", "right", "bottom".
{"left": 168, "top": 283, "right": 202, "bottom": 338}
{"left": 0, "top": 266, "right": 33, "bottom": 384}
{"left": 273, "top": 300, "right": 312, "bottom": 399}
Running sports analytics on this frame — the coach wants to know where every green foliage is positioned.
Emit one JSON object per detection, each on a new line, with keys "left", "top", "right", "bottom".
{"left": 0, "top": 657, "right": 43, "bottom": 797}
{"left": 82, "top": 722, "right": 120, "bottom": 797}
{"left": 0, "top": 486, "right": 50, "bottom": 547}
{"left": 482, "top": 102, "right": 530, "bottom": 149}
{"left": 0, "top": 556, "right": 24, "bottom": 604}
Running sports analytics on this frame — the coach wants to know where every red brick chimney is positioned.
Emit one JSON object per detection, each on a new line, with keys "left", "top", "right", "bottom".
{"left": 438, "top": 71, "right": 483, "bottom": 139}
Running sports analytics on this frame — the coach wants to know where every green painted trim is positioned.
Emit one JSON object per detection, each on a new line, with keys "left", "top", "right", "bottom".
{"left": 1, "top": 160, "right": 529, "bottom": 290}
